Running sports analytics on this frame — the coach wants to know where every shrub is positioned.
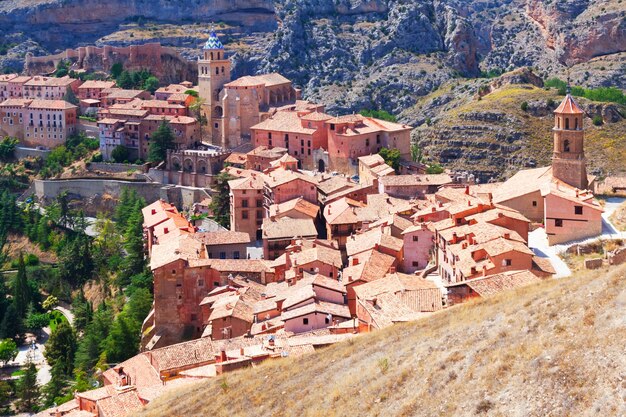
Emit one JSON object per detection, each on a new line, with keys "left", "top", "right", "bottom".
{"left": 592, "top": 115, "right": 603, "bottom": 126}
{"left": 377, "top": 357, "right": 389, "bottom": 374}
{"left": 520, "top": 101, "right": 529, "bottom": 112}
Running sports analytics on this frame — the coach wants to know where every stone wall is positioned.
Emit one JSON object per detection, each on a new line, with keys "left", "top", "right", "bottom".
{"left": 584, "top": 258, "right": 603, "bottom": 270}
{"left": 34, "top": 178, "right": 164, "bottom": 205}
{"left": 87, "top": 162, "right": 149, "bottom": 174}
{"left": 608, "top": 247, "right": 626, "bottom": 266}
{"left": 15, "top": 146, "right": 51, "bottom": 160}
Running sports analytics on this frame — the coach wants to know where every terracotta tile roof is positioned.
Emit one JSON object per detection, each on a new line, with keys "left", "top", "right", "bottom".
{"left": 532, "top": 256, "right": 556, "bottom": 275}
{"left": 166, "top": 93, "right": 191, "bottom": 102}
{"left": 353, "top": 272, "right": 438, "bottom": 299}
{"left": 189, "top": 259, "right": 273, "bottom": 273}
{"left": 102, "top": 354, "right": 161, "bottom": 394}
{"left": 152, "top": 212, "right": 194, "bottom": 241}
{"left": 369, "top": 214, "right": 414, "bottom": 232}
{"left": 97, "top": 118, "right": 125, "bottom": 125}
{"left": 343, "top": 250, "right": 396, "bottom": 284}
{"left": 282, "top": 286, "right": 316, "bottom": 310}
{"left": 357, "top": 292, "right": 425, "bottom": 329}
{"left": 155, "top": 84, "right": 188, "bottom": 94}
{"left": 262, "top": 217, "right": 317, "bottom": 240}
{"left": 479, "top": 237, "right": 535, "bottom": 257}
{"left": 281, "top": 301, "right": 351, "bottom": 321}
{"left": 79, "top": 80, "right": 116, "bottom": 89}
{"left": 8, "top": 76, "right": 32, "bottom": 83}
{"left": 366, "top": 193, "right": 416, "bottom": 216}
{"left": 302, "top": 273, "right": 346, "bottom": 293}
{"left": 149, "top": 234, "right": 204, "bottom": 270}
{"left": 554, "top": 94, "right": 584, "bottom": 115}
{"left": 251, "top": 111, "right": 316, "bottom": 135}
{"left": 324, "top": 197, "right": 368, "bottom": 225}
{"left": 543, "top": 180, "right": 603, "bottom": 211}
{"left": 225, "top": 76, "right": 266, "bottom": 88}
{"left": 316, "top": 175, "right": 355, "bottom": 195}
{"left": 263, "top": 168, "right": 318, "bottom": 188}
{"left": 140, "top": 100, "right": 185, "bottom": 109}
{"left": 328, "top": 115, "right": 412, "bottom": 135}
{"left": 492, "top": 166, "right": 553, "bottom": 203}
{"left": 358, "top": 153, "right": 385, "bottom": 167}
{"left": 27, "top": 99, "right": 77, "bottom": 110}
{"left": 369, "top": 164, "right": 395, "bottom": 177}
{"left": 290, "top": 245, "right": 343, "bottom": 268}
{"left": 0, "top": 98, "right": 32, "bottom": 107}
{"left": 208, "top": 291, "right": 257, "bottom": 323}
{"left": 104, "top": 108, "right": 150, "bottom": 117}
{"left": 299, "top": 111, "right": 333, "bottom": 121}
{"left": 269, "top": 197, "right": 319, "bottom": 219}
{"left": 228, "top": 173, "right": 264, "bottom": 190}
{"left": 144, "top": 114, "right": 197, "bottom": 124}
{"left": 0, "top": 74, "right": 17, "bottom": 82}
{"left": 146, "top": 337, "right": 216, "bottom": 373}
{"left": 454, "top": 270, "right": 541, "bottom": 296}
{"left": 97, "top": 389, "right": 143, "bottom": 417}
{"left": 247, "top": 145, "right": 288, "bottom": 159}
{"left": 226, "top": 73, "right": 290, "bottom": 88}
{"left": 24, "top": 75, "right": 78, "bottom": 87}
{"left": 270, "top": 153, "right": 299, "bottom": 166}
{"left": 194, "top": 231, "right": 251, "bottom": 246}
{"left": 76, "top": 385, "right": 115, "bottom": 401}
{"left": 380, "top": 173, "right": 453, "bottom": 187}
{"left": 466, "top": 206, "right": 531, "bottom": 224}
{"left": 142, "top": 200, "right": 178, "bottom": 228}
{"left": 102, "top": 88, "right": 146, "bottom": 99}
{"left": 224, "top": 152, "right": 247, "bottom": 164}
{"left": 346, "top": 227, "right": 403, "bottom": 257}
{"left": 33, "top": 399, "right": 79, "bottom": 417}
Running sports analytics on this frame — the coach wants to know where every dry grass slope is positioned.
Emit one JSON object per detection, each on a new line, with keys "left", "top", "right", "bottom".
{"left": 141, "top": 265, "right": 626, "bottom": 417}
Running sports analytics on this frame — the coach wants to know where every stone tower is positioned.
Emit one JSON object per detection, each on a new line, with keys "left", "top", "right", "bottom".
{"left": 198, "top": 29, "right": 231, "bottom": 144}
{"left": 551, "top": 94, "right": 588, "bottom": 190}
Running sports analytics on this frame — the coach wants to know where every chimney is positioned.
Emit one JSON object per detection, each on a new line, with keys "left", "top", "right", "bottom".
{"left": 431, "top": 207, "right": 436, "bottom": 213}
{"left": 163, "top": 227, "right": 169, "bottom": 234}
{"left": 151, "top": 209, "right": 156, "bottom": 215}
{"left": 352, "top": 257, "right": 359, "bottom": 266}
{"left": 240, "top": 347, "right": 245, "bottom": 356}
{"left": 219, "top": 350, "right": 227, "bottom": 362}
{"left": 482, "top": 265, "right": 487, "bottom": 276}
{"left": 465, "top": 185, "right": 470, "bottom": 195}
{"left": 467, "top": 200, "right": 472, "bottom": 207}
{"left": 389, "top": 266, "right": 396, "bottom": 273}
{"left": 504, "top": 233, "right": 510, "bottom": 240}
{"left": 452, "top": 232, "right": 458, "bottom": 244}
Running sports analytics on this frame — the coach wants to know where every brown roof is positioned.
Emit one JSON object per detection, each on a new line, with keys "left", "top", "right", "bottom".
{"left": 281, "top": 301, "right": 351, "bottom": 321}
{"left": 97, "top": 389, "right": 143, "bottom": 417}
{"left": 357, "top": 293, "right": 425, "bottom": 329}
{"left": 142, "top": 200, "right": 178, "bottom": 228}
{"left": 79, "top": 80, "right": 116, "bottom": 89}
{"left": 353, "top": 272, "right": 438, "bottom": 300}
{"left": 226, "top": 73, "right": 291, "bottom": 88}
{"left": 27, "top": 99, "right": 77, "bottom": 110}
{"left": 251, "top": 111, "right": 316, "bottom": 135}
{"left": 269, "top": 197, "right": 320, "bottom": 219}
{"left": 492, "top": 166, "right": 553, "bottom": 203}
{"left": 247, "top": 145, "right": 288, "bottom": 159}
{"left": 380, "top": 174, "right": 453, "bottom": 187}
{"left": 343, "top": 250, "right": 396, "bottom": 284}
{"left": 554, "top": 94, "right": 584, "bottom": 115}
{"left": 290, "top": 245, "right": 343, "bottom": 268}
{"left": 194, "top": 231, "right": 251, "bottom": 246}
{"left": 458, "top": 270, "right": 541, "bottom": 296}
{"left": 224, "top": 152, "right": 247, "bottom": 165}
{"left": 263, "top": 168, "right": 318, "bottom": 188}
{"left": 0, "top": 98, "right": 32, "bottom": 107}
{"left": 345, "top": 227, "right": 404, "bottom": 257}
{"left": 262, "top": 217, "right": 317, "bottom": 240}
{"left": 228, "top": 174, "right": 264, "bottom": 190}
{"left": 24, "top": 75, "right": 78, "bottom": 87}
{"left": 149, "top": 234, "right": 204, "bottom": 270}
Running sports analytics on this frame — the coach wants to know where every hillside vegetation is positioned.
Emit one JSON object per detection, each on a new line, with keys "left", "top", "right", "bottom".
{"left": 408, "top": 78, "right": 626, "bottom": 181}
{"left": 141, "top": 264, "right": 626, "bottom": 417}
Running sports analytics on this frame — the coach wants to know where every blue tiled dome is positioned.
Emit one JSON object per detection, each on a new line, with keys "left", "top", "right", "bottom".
{"left": 203, "top": 31, "right": 224, "bottom": 50}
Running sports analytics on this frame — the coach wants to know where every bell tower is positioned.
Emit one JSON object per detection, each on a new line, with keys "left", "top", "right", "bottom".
{"left": 551, "top": 92, "right": 588, "bottom": 190}
{"left": 198, "top": 29, "right": 231, "bottom": 143}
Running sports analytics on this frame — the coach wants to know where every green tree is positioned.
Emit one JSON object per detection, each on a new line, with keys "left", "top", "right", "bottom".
{"left": 111, "top": 145, "right": 130, "bottom": 163}
{"left": 44, "top": 321, "right": 77, "bottom": 375}
{"left": 63, "top": 88, "right": 79, "bottom": 106}
{"left": 43, "top": 362, "right": 67, "bottom": 407}
{"left": 71, "top": 291, "right": 92, "bottom": 333}
{"left": 12, "top": 254, "right": 31, "bottom": 319}
{"left": 426, "top": 163, "right": 444, "bottom": 174}
{"left": 16, "top": 362, "right": 39, "bottom": 412}
{"left": 105, "top": 313, "right": 138, "bottom": 363}
{"left": 0, "top": 379, "right": 11, "bottom": 408}
{"left": 359, "top": 109, "right": 397, "bottom": 122}
{"left": 58, "top": 234, "right": 93, "bottom": 287}
{"left": 378, "top": 147, "right": 401, "bottom": 172}
{"left": 148, "top": 120, "right": 175, "bottom": 163}
{"left": 25, "top": 311, "right": 50, "bottom": 332}
{"left": 110, "top": 62, "right": 123, "bottom": 79}
{"left": 36, "top": 216, "right": 51, "bottom": 249}
{"left": 119, "top": 201, "right": 146, "bottom": 287}
{"left": 410, "top": 142, "right": 423, "bottom": 163}
{"left": 74, "top": 304, "right": 112, "bottom": 371}
{"left": 42, "top": 295, "right": 59, "bottom": 311}
{"left": 0, "top": 136, "right": 18, "bottom": 161}
{"left": 143, "top": 76, "right": 160, "bottom": 93}
{"left": 125, "top": 288, "right": 152, "bottom": 325}
{"left": 0, "top": 339, "right": 17, "bottom": 365}
{"left": 0, "top": 304, "right": 21, "bottom": 340}
{"left": 184, "top": 89, "right": 199, "bottom": 98}
{"left": 117, "top": 71, "right": 133, "bottom": 89}
{"left": 209, "top": 171, "right": 234, "bottom": 228}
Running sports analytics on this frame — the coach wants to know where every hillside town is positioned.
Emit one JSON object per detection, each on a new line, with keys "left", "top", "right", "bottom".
{"left": 0, "top": 26, "right": 624, "bottom": 417}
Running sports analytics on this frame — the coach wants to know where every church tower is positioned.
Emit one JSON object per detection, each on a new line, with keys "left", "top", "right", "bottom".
{"left": 198, "top": 29, "right": 231, "bottom": 143}
{"left": 551, "top": 93, "right": 588, "bottom": 190}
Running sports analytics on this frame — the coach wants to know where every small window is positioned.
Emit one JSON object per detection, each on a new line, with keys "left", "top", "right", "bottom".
{"left": 555, "top": 219, "right": 563, "bottom": 227}
{"left": 412, "top": 261, "right": 419, "bottom": 267}
{"left": 330, "top": 124, "right": 335, "bottom": 131}
{"left": 214, "top": 123, "right": 219, "bottom": 129}
{"left": 191, "top": 314, "right": 197, "bottom": 321}
{"left": 234, "top": 251, "right": 240, "bottom": 259}
{"left": 242, "top": 210, "right": 248, "bottom": 219}
{"left": 412, "top": 236, "right": 419, "bottom": 242}
{"left": 503, "top": 259, "right": 512, "bottom": 266}
{"left": 532, "top": 201, "right": 537, "bottom": 207}
{"left": 172, "top": 269, "right": 176, "bottom": 275}
{"left": 213, "top": 281, "right": 219, "bottom": 287}
{"left": 325, "top": 317, "right": 330, "bottom": 324}
{"left": 303, "top": 318, "right": 309, "bottom": 325}
{"left": 219, "top": 252, "right": 226, "bottom": 259}
{"left": 574, "top": 206, "right": 583, "bottom": 215}
{"left": 198, "top": 279, "right": 204, "bottom": 287}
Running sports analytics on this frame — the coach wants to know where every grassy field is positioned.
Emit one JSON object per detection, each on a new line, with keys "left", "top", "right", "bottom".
{"left": 140, "top": 264, "right": 626, "bottom": 417}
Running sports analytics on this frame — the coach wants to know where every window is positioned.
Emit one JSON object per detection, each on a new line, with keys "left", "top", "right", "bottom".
{"left": 555, "top": 219, "right": 563, "bottom": 227}
{"left": 191, "top": 314, "right": 197, "bottom": 321}
{"left": 234, "top": 251, "right": 240, "bottom": 259}
{"left": 365, "top": 138, "right": 369, "bottom": 146}
{"left": 172, "top": 269, "right": 176, "bottom": 275}
{"left": 376, "top": 134, "right": 380, "bottom": 144}
{"left": 242, "top": 199, "right": 248, "bottom": 208}
{"left": 213, "top": 281, "right": 219, "bottom": 287}
{"left": 503, "top": 259, "right": 512, "bottom": 266}
{"left": 565, "top": 118, "right": 570, "bottom": 130}
{"left": 303, "top": 318, "right": 309, "bottom": 325}
{"left": 256, "top": 199, "right": 262, "bottom": 208}
{"left": 412, "top": 236, "right": 419, "bottom": 242}
{"left": 325, "top": 317, "right": 330, "bottom": 324}
{"left": 563, "top": 139, "right": 570, "bottom": 152}
{"left": 574, "top": 206, "right": 583, "bottom": 215}
{"left": 198, "top": 279, "right": 204, "bottom": 287}
{"left": 532, "top": 201, "right": 537, "bottom": 207}
{"left": 242, "top": 210, "right": 248, "bottom": 219}
{"left": 330, "top": 124, "right": 335, "bottom": 131}
{"left": 268, "top": 132, "right": 272, "bottom": 139}
{"left": 214, "top": 123, "right": 219, "bottom": 129}
{"left": 219, "top": 252, "right": 226, "bottom": 259}
{"left": 412, "top": 261, "right": 419, "bottom": 267}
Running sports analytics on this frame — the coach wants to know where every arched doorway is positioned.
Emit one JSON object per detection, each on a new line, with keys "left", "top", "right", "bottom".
{"left": 318, "top": 159, "right": 325, "bottom": 172}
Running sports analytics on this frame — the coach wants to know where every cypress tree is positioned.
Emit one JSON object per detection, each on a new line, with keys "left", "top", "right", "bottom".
{"left": 16, "top": 362, "right": 39, "bottom": 412}
{"left": 12, "top": 254, "right": 30, "bottom": 319}
{"left": 44, "top": 321, "right": 77, "bottom": 376}
{"left": 148, "top": 120, "right": 175, "bottom": 163}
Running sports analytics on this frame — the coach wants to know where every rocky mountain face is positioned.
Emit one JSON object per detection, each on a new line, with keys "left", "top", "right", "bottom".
{"left": 0, "top": 0, "right": 624, "bottom": 177}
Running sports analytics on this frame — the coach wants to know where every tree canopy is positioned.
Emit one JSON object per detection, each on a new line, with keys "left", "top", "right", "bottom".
{"left": 148, "top": 120, "right": 175, "bottom": 163}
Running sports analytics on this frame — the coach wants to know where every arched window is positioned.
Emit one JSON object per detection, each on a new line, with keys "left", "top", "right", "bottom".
{"left": 215, "top": 67, "right": 219, "bottom": 75}
{"left": 563, "top": 140, "right": 570, "bottom": 152}
{"left": 210, "top": 52, "right": 213, "bottom": 60}
{"left": 557, "top": 118, "right": 560, "bottom": 129}
{"left": 575, "top": 118, "right": 578, "bottom": 130}
{"left": 221, "top": 66, "right": 225, "bottom": 74}
{"left": 217, "top": 52, "right": 221, "bottom": 60}
{"left": 565, "top": 118, "right": 570, "bottom": 130}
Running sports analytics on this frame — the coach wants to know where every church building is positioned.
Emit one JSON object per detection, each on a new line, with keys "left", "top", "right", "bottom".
{"left": 493, "top": 93, "right": 603, "bottom": 245}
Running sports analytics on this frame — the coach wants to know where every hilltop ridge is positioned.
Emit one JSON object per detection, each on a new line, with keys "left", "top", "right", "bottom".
{"left": 140, "top": 264, "right": 626, "bottom": 417}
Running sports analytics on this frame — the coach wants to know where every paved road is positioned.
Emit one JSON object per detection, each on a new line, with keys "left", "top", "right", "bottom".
{"left": 10, "top": 330, "right": 51, "bottom": 386}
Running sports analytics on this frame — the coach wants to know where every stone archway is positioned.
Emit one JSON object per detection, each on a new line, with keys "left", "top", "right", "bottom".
{"left": 214, "top": 106, "right": 223, "bottom": 118}
{"left": 197, "top": 159, "right": 208, "bottom": 174}
{"left": 171, "top": 157, "right": 181, "bottom": 171}
{"left": 184, "top": 158, "right": 194, "bottom": 172}
{"left": 318, "top": 159, "right": 325, "bottom": 173}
